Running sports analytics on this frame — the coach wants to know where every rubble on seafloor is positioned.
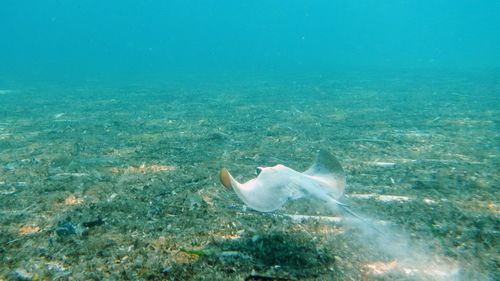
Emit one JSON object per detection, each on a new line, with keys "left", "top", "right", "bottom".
{"left": 0, "top": 76, "right": 498, "bottom": 280}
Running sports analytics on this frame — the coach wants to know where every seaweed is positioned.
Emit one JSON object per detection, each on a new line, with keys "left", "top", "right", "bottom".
{"left": 0, "top": 73, "right": 498, "bottom": 280}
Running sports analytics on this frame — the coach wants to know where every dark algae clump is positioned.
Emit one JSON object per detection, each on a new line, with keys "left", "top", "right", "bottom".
{"left": 55, "top": 220, "right": 79, "bottom": 237}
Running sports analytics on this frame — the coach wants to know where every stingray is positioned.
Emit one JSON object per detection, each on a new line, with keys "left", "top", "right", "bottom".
{"left": 219, "top": 150, "right": 363, "bottom": 219}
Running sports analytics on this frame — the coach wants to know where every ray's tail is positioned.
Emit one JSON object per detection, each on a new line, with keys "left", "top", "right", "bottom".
{"left": 331, "top": 200, "right": 384, "bottom": 234}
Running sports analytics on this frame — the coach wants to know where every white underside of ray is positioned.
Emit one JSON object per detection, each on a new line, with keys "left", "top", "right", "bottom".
{"left": 223, "top": 151, "right": 346, "bottom": 212}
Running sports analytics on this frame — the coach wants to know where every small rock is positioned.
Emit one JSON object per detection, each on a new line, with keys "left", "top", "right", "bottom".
{"left": 220, "top": 251, "right": 241, "bottom": 258}
{"left": 55, "top": 220, "right": 80, "bottom": 236}
{"left": 13, "top": 268, "right": 33, "bottom": 281}
{"left": 46, "top": 261, "right": 67, "bottom": 273}
{"left": 412, "top": 180, "right": 429, "bottom": 190}
{"left": 3, "top": 163, "right": 15, "bottom": 171}
{"left": 186, "top": 193, "right": 205, "bottom": 210}
{"left": 162, "top": 266, "right": 172, "bottom": 276}
{"left": 15, "top": 182, "right": 28, "bottom": 188}
{"left": 133, "top": 257, "right": 143, "bottom": 268}
{"left": 251, "top": 235, "right": 261, "bottom": 243}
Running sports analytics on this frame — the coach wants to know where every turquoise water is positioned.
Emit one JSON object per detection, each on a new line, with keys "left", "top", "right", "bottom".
{"left": 1, "top": 1, "right": 499, "bottom": 280}
{"left": 1, "top": 1, "right": 500, "bottom": 82}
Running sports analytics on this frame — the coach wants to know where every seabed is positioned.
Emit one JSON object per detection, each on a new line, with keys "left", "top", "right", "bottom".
{"left": 0, "top": 73, "right": 498, "bottom": 280}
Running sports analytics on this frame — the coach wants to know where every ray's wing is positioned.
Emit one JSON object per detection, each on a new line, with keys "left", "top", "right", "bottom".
{"left": 304, "top": 149, "right": 346, "bottom": 199}
{"left": 282, "top": 180, "right": 306, "bottom": 200}
{"left": 220, "top": 167, "right": 294, "bottom": 212}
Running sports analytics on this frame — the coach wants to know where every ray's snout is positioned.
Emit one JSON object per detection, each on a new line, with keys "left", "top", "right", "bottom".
{"left": 219, "top": 168, "right": 232, "bottom": 189}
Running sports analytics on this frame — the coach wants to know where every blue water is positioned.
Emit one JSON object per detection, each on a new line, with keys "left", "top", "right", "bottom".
{"left": 1, "top": 0, "right": 499, "bottom": 83}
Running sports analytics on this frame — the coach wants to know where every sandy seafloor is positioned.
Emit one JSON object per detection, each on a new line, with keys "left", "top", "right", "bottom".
{"left": 0, "top": 72, "right": 498, "bottom": 280}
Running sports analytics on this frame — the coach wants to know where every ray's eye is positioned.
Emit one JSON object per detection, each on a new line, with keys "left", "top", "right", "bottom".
{"left": 255, "top": 167, "right": 263, "bottom": 175}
